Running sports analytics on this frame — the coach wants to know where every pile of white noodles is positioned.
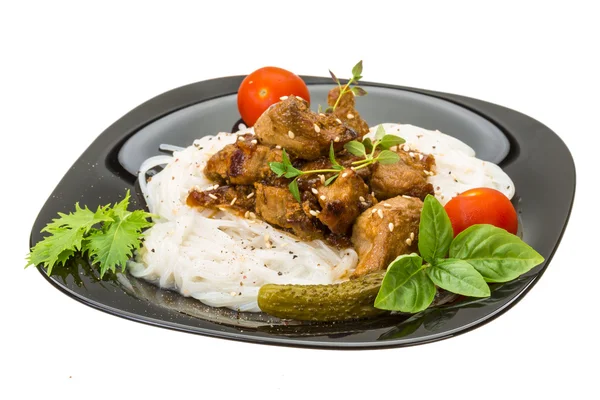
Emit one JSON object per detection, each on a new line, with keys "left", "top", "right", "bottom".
{"left": 130, "top": 124, "right": 514, "bottom": 312}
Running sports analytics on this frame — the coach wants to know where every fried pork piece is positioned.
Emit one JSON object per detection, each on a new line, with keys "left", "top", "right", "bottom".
{"left": 314, "top": 168, "right": 374, "bottom": 235}
{"left": 204, "top": 134, "right": 282, "bottom": 185}
{"left": 351, "top": 196, "right": 422, "bottom": 278}
{"left": 370, "top": 150, "right": 435, "bottom": 200}
{"left": 254, "top": 183, "right": 323, "bottom": 241}
{"left": 186, "top": 185, "right": 256, "bottom": 212}
{"left": 327, "top": 87, "right": 370, "bottom": 139}
{"left": 254, "top": 95, "right": 358, "bottom": 160}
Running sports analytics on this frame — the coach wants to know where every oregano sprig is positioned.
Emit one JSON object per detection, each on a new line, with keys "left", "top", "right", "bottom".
{"left": 269, "top": 144, "right": 344, "bottom": 202}
{"left": 343, "top": 125, "right": 406, "bottom": 170}
{"left": 328, "top": 60, "right": 368, "bottom": 112}
{"left": 374, "top": 195, "right": 545, "bottom": 313}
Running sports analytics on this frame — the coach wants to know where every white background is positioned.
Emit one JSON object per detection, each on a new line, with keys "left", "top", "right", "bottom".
{"left": 2, "top": 1, "right": 598, "bottom": 399}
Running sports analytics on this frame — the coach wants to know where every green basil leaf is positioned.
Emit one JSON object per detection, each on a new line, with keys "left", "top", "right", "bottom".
{"left": 374, "top": 254, "right": 436, "bottom": 313}
{"left": 289, "top": 179, "right": 301, "bottom": 202}
{"left": 329, "top": 142, "right": 341, "bottom": 167}
{"left": 377, "top": 150, "right": 400, "bottom": 165}
{"left": 324, "top": 174, "right": 339, "bottom": 186}
{"left": 352, "top": 60, "right": 363, "bottom": 78}
{"left": 374, "top": 124, "right": 386, "bottom": 140}
{"left": 269, "top": 162, "right": 286, "bottom": 177}
{"left": 418, "top": 195, "right": 454, "bottom": 263}
{"left": 362, "top": 137, "right": 373, "bottom": 153}
{"left": 344, "top": 140, "right": 366, "bottom": 157}
{"left": 449, "top": 224, "right": 545, "bottom": 283}
{"left": 378, "top": 134, "right": 406, "bottom": 150}
{"left": 351, "top": 86, "right": 368, "bottom": 97}
{"left": 426, "top": 258, "right": 490, "bottom": 297}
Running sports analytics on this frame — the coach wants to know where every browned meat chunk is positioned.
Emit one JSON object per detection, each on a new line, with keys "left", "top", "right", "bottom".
{"left": 204, "top": 134, "right": 282, "bottom": 185}
{"left": 314, "top": 168, "right": 374, "bottom": 235}
{"left": 254, "top": 95, "right": 358, "bottom": 160}
{"left": 186, "top": 185, "right": 255, "bottom": 213}
{"left": 254, "top": 183, "right": 323, "bottom": 241}
{"left": 370, "top": 150, "right": 435, "bottom": 200}
{"left": 327, "top": 87, "right": 370, "bottom": 139}
{"left": 351, "top": 196, "right": 422, "bottom": 277}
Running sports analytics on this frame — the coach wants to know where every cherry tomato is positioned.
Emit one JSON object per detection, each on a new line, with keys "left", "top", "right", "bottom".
{"left": 237, "top": 66, "right": 310, "bottom": 126}
{"left": 444, "top": 187, "right": 518, "bottom": 236}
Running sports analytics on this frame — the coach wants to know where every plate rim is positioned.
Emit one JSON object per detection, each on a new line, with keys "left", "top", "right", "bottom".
{"left": 31, "top": 76, "right": 576, "bottom": 349}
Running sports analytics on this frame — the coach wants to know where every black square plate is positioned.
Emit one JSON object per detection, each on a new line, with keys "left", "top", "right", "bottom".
{"left": 30, "top": 77, "right": 575, "bottom": 349}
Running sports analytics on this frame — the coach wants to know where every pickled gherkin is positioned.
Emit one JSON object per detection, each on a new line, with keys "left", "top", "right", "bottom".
{"left": 257, "top": 271, "right": 387, "bottom": 321}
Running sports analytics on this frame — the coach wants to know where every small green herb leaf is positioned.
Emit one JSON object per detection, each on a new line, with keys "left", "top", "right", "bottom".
{"left": 283, "top": 165, "right": 302, "bottom": 179}
{"left": 376, "top": 150, "right": 401, "bottom": 165}
{"left": 352, "top": 60, "right": 363, "bottom": 79}
{"left": 418, "top": 195, "right": 454, "bottom": 263}
{"left": 329, "top": 142, "right": 341, "bottom": 168}
{"left": 344, "top": 141, "right": 366, "bottom": 157}
{"left": 329, "top": 69, "right": 340, "bottom": 85}
{"left": 374, "top": 254, "right": 436, "bottom": 313}
{"left": 374, "top": 125, "right": 386, "bottom": 140}
{"left": 363, "top": 137, "right": 373, "bottom": 153}
{"left": 289, "top": 178, "right": 301, "bottom": 202}
{"left": 269, "top": 162, "right": 286, "bottom": 177}
{"left": 378, "top": 134, "right": 406, "bottom": 150}
{"left": 351, "top": 86, "right": 368, "bottom": 97}
{"left": 325, "top": 174, "right": 339, "bottom": 186}
{"left": 281, "top": 149, "right": 292, "bottom": 166}
{"left": 449, "top": 224, "right": 545, "bottom": 282}
{"left": 426, "top": 258, "right": 490, "bottom": 297}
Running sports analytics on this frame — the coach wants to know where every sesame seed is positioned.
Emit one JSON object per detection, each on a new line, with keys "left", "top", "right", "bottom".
{"left": 371, "top": 191, "right": 375, "bottom": 197}
{"left": 418, "top": 154, "right": 424, "bottom": 161}
{"left": 244, "top": 211, "right": 250, "bottom": 218}
{"left": 347, "top": 113, "right": 355, "bottom": 119}
{"left": 409, "top": 152, "right": 415, "bottom": 158}
{"left": 208, "top": 194, "right": 218, "bottom": 200}
{"left": 280, "top": 96, "right": 288, "bottom": 100}
{"left": 319, "top": 113, "right": 326, "bottom": 117}
{"left": 318, "top": 174, "right": 325, "bottom": 184}
{"left": 405, "top": 238, "right": 412, "bottom": 246}
{"left": 311, "top": 188, "right": 319, "bottom": 195}
{"left": 288, "top": 131, "right": 295, "bottom": 139}
{"left": 248, "top": 212, "right": 257, "bottom": 219}
{"left": 361, "top": 201, "right": 368, "bottom": 207}
{"left": 403, "top": 144, "right": 410, "bottom": 152}
{"left": 309, "top": 210, "right": 318, "bottom": 216}
{"left": 335, "top": 118, "right": 342, "bottom": 124}
{"left": 320, "top": 195, "right": 326, "bottom": 200}
{"left": 246, "top": 192, "right": 255, "bottom": 199}
{"left": 341, "top": 172, "right": 348, "bottom": 178}
{"left": 314, "top": 123, "right": 321, "bottom": 133}
{"left": 334, "top": 136, "right": 340, "bottom": 142}
{"left": 371, "top": 209, "right": 377, "bottom": 214}
{"left": 377, "top": 209, "right": 384, "bottom": 219}
{"left": 230, "top": 197, "right": 237, "bottom": 206}
{"left": 250, "top": 139, "right": 258, "bottom": 145}
{"left": 296, "top": 96, "right": 305, "bottom": 101}
{"left": 230, "top": 291, "right": 237, "bottom": 296}
{"left": 383, "top": 203, "right": 391, "bottom": 208}
{"left": 388, "top": 223, "right": 394, "bottom": 232}
{"left": 410, "top": 232, "right": 415, "bottom": 240}
{"left": 264, "top": 234, "right": 272, "bottom": 248}
{"left": 359, "top": 196, "right": 366, "bottom": 202}
{"left": 275, "top": 145, "right": 282, "bottom": 149}
{"left": 238, "top": 136, "right": 244, "bottom": 141}
{"left": 402, "top": 195, "right": 412, "bottom": 199}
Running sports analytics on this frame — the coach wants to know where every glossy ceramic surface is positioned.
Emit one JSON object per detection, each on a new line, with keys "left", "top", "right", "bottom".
{"left": 30, "top": 77, "right": 575, "bottom": 348}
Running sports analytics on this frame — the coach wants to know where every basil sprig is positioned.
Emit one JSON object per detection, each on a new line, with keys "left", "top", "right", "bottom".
{"left": 374, "top": 195, "right": 544, "bottom": 313}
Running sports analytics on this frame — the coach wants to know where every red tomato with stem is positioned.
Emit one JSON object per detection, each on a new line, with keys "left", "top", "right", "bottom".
{"left": 237, "top": 66, "right": 310, "bottom": 126}
{"left": 444, "top": 187, "right": 518, "bottom": 236}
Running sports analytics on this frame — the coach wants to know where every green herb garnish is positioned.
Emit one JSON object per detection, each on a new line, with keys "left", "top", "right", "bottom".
{"left": 328, "top": 60, "right": 368, "bottom": 112}
{"left": 344, "top": 125, "right": 405, "bottom": 171}
{"left": 269, "top": 145, "right": 344, "bottom": 202}
{"left": 374, "top": 195, "right": 545, "bottom": 313}
{"left": 26, "top": 190, "right": 154, "bottom": 277}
